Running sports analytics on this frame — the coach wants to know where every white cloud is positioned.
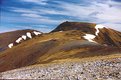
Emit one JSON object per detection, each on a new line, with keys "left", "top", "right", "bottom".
{"left": 91, "top": 1, "right": 121, "bottom": 23}
{"left": 9, "top": 6, "right": 73, "bottom": 24}
{"left": 52, "top": 1, "right": 121, "bottom": 31}
{"left": 12, "top": 7, "right": 67, "bottom": 16}
{"left": 0, "top": 24, "right": 54, "bottom": 33}
{"left": 0, "top": 26, "right": 18, "bottom": 33}
{"left": 55, "top": 1, "right": 121, "bottom": 23}
{"left": 21, "top": 13, "right": 42, "bottom": 18}
{"left": 21, "top": 0, "right": 48, "bottom": 5}
{"left": 36, "top": 27, "right": 52, "bottom": 33}
{"left": 7, "top": 0, "right": 121, "bottom": 32}
{"left": 38, "top": 9, "right": 68, "bottom": 15}
{"left": 59, "top": 3, "right": 95, "bottom": 18}
{"left": 101, "top": 23, "right": 121, "bottom": 31}
{"left": 12, "top": 8, "right": 37, "bottom": 14}
{"left": 1, "top": 13, "right": 70, "bottom": 25}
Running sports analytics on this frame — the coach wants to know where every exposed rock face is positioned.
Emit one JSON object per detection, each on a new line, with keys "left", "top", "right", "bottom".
{"left": 1, "top": 58, "right": 121, "bottom": 80}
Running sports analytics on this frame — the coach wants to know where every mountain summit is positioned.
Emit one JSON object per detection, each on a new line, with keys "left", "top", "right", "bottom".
{"left": 52, "top": 21, "right": 121, "bottom": 47}
{"left": 52, "top": 22, "right": 96, "bottom": 34}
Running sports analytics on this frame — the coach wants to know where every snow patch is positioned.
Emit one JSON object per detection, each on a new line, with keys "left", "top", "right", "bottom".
{"left": 95, "top": 24, "right": 105, "bottom": 36}
{"left": 16, "top": 37, "right": 23, "bottom": 43}
{"left": 83, "top": 34, "right": 96, "bottom": 43}
{"left": 22, "top": 35, "right": 27, "bottom": 40}
{"left": 33, "top": 31, "right": 41, "bottom": 36}
{"left": 26, "top": 32, "right": 32, "bottom": 38}
{"left": 82, "top": 24, "right": 105, "bottom": 43}
{"left": 8, "top": 43, "right": 13, "bottom": 48}
{"left": 59, "top": 31, "right": 63, "bottom": 32}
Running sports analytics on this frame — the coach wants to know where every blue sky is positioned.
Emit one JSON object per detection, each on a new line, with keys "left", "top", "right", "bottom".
{"left": 0, "top": 0, "right": 121, "bottom": 33}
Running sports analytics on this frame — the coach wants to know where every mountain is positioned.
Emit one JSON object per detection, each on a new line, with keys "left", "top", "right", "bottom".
{"left": 52, "top": 22, "right": 121, "bottom": 47}
{"left": 0, "top": 22, "right": 121, "bottom": 79}
{"left": 95, "top": 28, "right": 121, "bottom": 47}
{"left": 0, "top": 29, "right": 42, "bottom": 52}
{"left": 51, "top": 22, "right": 96, "bottom": 34}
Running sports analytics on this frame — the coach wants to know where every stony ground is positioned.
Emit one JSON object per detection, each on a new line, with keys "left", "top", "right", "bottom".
{"left": 0, "top": 58, "right": 121, "bottom": 80}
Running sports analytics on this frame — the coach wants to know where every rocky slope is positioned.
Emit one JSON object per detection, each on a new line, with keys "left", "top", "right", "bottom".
{"left": 1, "top": 57, "right": 121, "bottom": 80}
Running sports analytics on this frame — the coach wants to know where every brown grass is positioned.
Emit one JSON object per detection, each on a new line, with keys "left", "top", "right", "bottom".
{"left": 0, "top": 29, "right": 121, "bottom": 72}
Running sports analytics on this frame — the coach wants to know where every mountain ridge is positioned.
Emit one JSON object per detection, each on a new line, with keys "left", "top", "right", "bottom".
{"left": 0, "top": 22, "right": 121, "bottom": 73}
{"left": 0, "top": 29, "right": 42, "bottom": 52}
{"left": 52, "top": 21, "right": 121, "bottom": 47}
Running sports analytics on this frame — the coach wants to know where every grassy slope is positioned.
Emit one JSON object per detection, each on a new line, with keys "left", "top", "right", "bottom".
{"left": 0, "top": 29, "right": 39, "bottom": 52}
{"left": 0, "top": 30, "right": 121, "bottom": 72}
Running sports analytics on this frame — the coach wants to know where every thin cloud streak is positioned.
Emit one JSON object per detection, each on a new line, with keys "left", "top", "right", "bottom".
{"left": 11, "top": 0, "right": 121, "bottom": 23}
{"left": 20, "top": 0, "right": 48, "bottom": 5}
{"left": 21, "top": 13, "right": 43, "bottom": 18}
{"left": 1, "top": 0, "right": 121, "bottom": 32}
